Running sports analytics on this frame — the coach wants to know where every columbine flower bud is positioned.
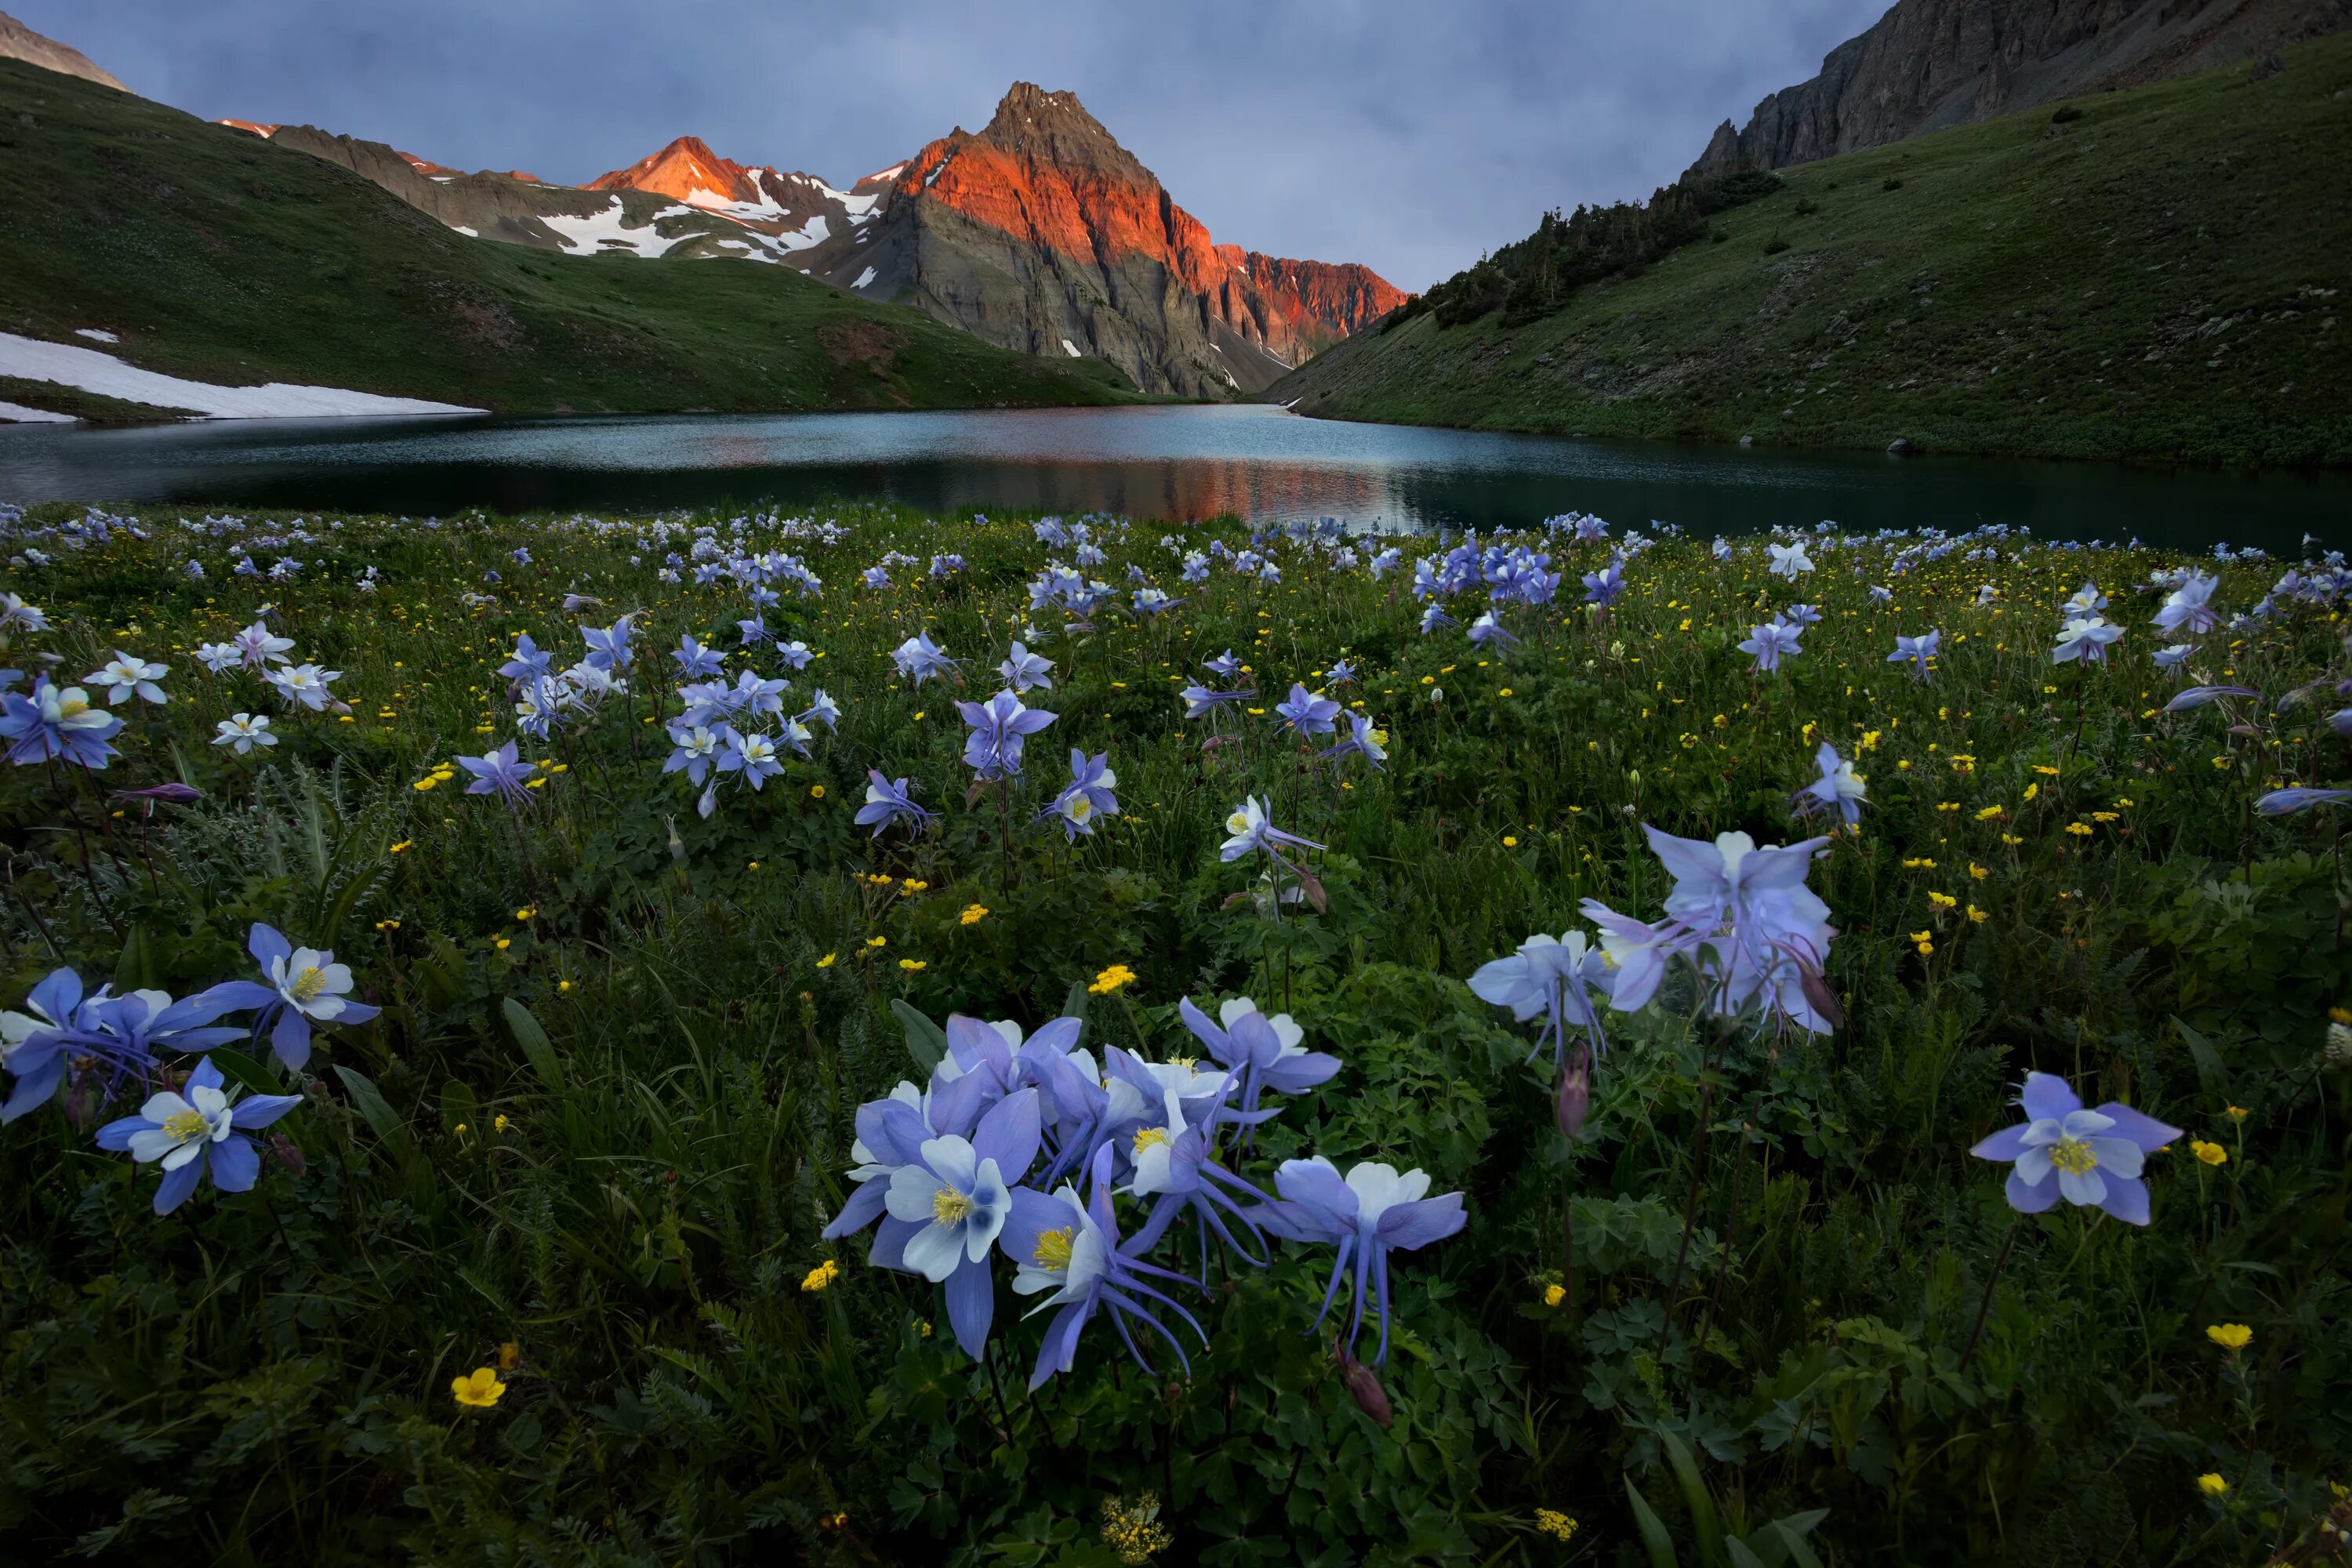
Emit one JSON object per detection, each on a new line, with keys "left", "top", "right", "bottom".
{"left": 1555, "top": 1045, "right": 1592, "bottom": 1141}
{"left": 269, "top": 1131, "right": 307, "bottom": 1174}
{"left": 1335, "top": 1345, "right": 1392, "bottom": 1428}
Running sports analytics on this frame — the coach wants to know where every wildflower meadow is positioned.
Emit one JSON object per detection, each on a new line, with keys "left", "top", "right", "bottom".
{"left": 0, "top": 499, "right": 2346, "bottom": 1565}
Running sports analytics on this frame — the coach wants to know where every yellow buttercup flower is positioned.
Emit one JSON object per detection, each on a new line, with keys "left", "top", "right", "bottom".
{"left": 801, "top": 1258, "right": 840, "bottom": 1293}
{"left": 816, "top": 953, "right": 837, "bottom": 968}
{"left": 2205, "top": 1323, "right": 2252, "bottom": 1350}
{"left": 452, "top": 1367, "right": 507, "bottom": 1408}
{"left": 2191, "top": 1140, "right": 2228, "bottom": 1167}
{"left": 2196, "top": 1472, "right": 2229, "bottom": 1497}
{"left": 1542, "top": 1283, "right": 1565, "bottom": 1308}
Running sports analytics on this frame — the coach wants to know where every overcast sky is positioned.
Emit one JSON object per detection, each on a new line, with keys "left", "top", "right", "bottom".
{"left": 16, "top": 0, "right": 1892, "bottom": 290}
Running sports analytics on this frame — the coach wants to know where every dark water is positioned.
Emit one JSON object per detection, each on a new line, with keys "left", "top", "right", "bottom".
{"left": 2, "top": 404, "right": 2343, "bottom": 549}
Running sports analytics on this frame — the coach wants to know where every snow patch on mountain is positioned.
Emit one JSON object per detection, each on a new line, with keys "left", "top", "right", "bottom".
{"left": 0, "top": 332, "right": 484, "bottom": 418}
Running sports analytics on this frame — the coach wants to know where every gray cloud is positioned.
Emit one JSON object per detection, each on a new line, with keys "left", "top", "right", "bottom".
{"left": 15, "top": 0, "right": 1892, "bottom": 290}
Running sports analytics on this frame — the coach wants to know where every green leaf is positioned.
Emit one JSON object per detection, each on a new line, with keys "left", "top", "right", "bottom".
{"left": 332, "top": 1065, "right": 416, "bottom": 1162}
{"left": 1726, "top": 1541, "right": 1769, "bottom": 1568}
{"left": 1624, "top": 1476, "right": 1679, "bottom": 1568}
{"left": 1660, "top": 1429, "right": 1723, "bottom": 1566}
{"left": 504, "top": 998, "right": 566, "bottom": 1092}
{"left": 209, "top": 1047, "right": 281, "bottom": 1096}
{"left": 1062, "top": 979, "right": 1091, "bottom": 1047}
{"left": 2172, "top": 1015, "right": 2225, "bottom": 1093}
{"left": 894, "top": 1000, "right": 947, "bottom": 1073}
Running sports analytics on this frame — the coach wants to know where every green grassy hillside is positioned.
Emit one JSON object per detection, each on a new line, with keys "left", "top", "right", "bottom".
{"left": 0, "top": 60, "right": 1138, "bottom": 417}
{"left": 1274, "top": 36, "right": 2352, "bottom": 466}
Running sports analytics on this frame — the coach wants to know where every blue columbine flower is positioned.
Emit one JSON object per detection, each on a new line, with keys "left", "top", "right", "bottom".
{"left": 94, "top": 1057, "right": 302, "bottom": 1215}
{"left": 1041, "top": 749, "right": 1119, "bottom": 839}
{"left": 1181, "top": 684, "right": 1250, "bottom": 722}
{"left": 1, "top": 678, "right": 124, "bottom": 769}
{"left": 777, "top": 640, "right": 815, "bottom": 670}
{"left": 663, "top": 724, "right": 727, "bottom": 786}
{"left": 498, "top": 633, "right": 552, "bottom": 684}
{"left": 1220, "top": 797, "right": 1323, "bottom": 870}
{"left": 873, "top": 1091, "right": 1041, "bottom": 1357}
{"left": 1320, "top": 710, "right": 1387, "bottom": 771}
{"left": 1793, "top": 742, "right": 1867, "bottom": 826}
{"left": 1273, "top": 683, "right": 1341, "bottom": 740}
{"left": 1418, "top": 604, "right": 1458, "bottom": 635}
{"left": 1467, "top": 612, "right": 1521, "bottom": 648}
{"left": 457, "top": 742, "right": 539, "bottom": 803}
{"left": 1203, "top": 649, "right": 1244, "bottom": 682}
{"left": 718, "top": 731, "right": 784, "bottom": 790}
{"left": 1581, "top": 826, "right": 1838, "bottom": 1033}
{"left": 1469, "top": 931, "right": 1616, "bottom": 1065}
{"left": 1002, "top": 1143, "right": 1209, "bottom": 1387}
{"left": 2256, "top": 786, "right": 2352, "bottom": 815}
{"left": 957, "top": 689, "right": 1055, "bottom": 780}
{"left": 203, "top": 924, "right": 381, "bottom": 1071}
{"left": 1889, "top": 630, "right": 1940, "bottom": 681}
{"left": 1256, "top": 1157, "right": 1466, "bottom": 1366}
{"left": 1000, "top": 641, "right": 1054, "bottom": 693}
{"left": 855, "top": 770, "right": 935, "bottom": 837}
{"left": 1738, "top": 619, "right": 1804, "bottom": 673}
{"left": 580, "top": 614, "right": 637, "bottom": 672}
{"left": 892, "top": 632, "right": 958, "bottom": 685}
{"left": 672, "top": 634, "right": 724, "bottom": 679}
{"left": 1969, "top": 1071, "right": 2180, "bottom": 1225}
{"left": 1176, "top": 996, "right": 1339, "bottom": 1131}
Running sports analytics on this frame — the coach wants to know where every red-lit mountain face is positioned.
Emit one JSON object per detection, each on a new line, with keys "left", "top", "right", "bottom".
{"left": 218, "top": 83, "right": 1404, "bottom": 396}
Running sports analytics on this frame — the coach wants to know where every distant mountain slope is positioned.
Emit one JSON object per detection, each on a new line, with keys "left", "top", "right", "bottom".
{"left": 241, "top": 82, "right": 1406, "bottom": 398}
{"left": 1687, "top": 0, "right": 2350, "bottom": 177}
{"left": 1270, "top": 37, "right": 2352, "bottom": 467}
{"left": 0, "top": 59, "right": 1136, "bottom": 419}
{"left": 0, "top": 9, "right": 122, "bottom": 93}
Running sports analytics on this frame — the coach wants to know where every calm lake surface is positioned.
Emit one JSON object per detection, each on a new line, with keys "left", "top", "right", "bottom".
{"left": 2, "top": 404, "right": 2342, "bottom": 549}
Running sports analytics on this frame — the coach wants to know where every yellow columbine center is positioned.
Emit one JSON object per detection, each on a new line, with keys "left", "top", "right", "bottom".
{"left": 2049, "top": 1137, "right": 2098, "bottom": 1176}
{"left": 287, "top": 966, "right": 328, "bottom": 1004}
{"left": 931, "top": 1185, "right": 972, "bottom": 1226}
{"left": 1132, "top": 1127, "right": 1171, "bottom": 1156}
{"left": 1031, "top": 1226, "right": 1074, "bottom": 1271}
{"left": 1067, "top": 797, "right": 1093, "bottom": 822}
{"left": 162, "top": 1108, "right": 209, "bottom": 1144}
{"left": 1226, "top": 811, "right": 1250, "bottom": 834}
{"left": 60, "top": 695, "right": 89, "bottom": 719}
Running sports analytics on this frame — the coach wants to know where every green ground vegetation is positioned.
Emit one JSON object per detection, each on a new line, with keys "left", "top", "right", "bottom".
{"left": 0, "top": 500, "right": 2345, "bottom": 1563}
{"left": 1272, "top": 37, "right": 2352, "bottom": 467}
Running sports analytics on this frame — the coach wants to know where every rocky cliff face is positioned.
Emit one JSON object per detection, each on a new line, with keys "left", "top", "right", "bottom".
{"left": 1688, "top": 0, "right": 2350, "bottom": 176}
{"left": 1215, "top": 247, "right": 1410, "bottom": 357}
{"left": 0, "top": 9, "right": 125, "bottom": 92}
{"left": 228, "top": 82, "right": 1399, "bottom": 395}
{"left": 808, "top": 84, "right": 1318, "bottom": 396}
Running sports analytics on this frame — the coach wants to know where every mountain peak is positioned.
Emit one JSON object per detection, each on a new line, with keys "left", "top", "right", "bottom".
{"left": 971, "top": 82, "right": 1141, "bottom": 176}
{"left": 585, "top": 135, "right": 764, "bottom": 205}
{"left": 0, "top": 8, "right": 127, "bottom": 91}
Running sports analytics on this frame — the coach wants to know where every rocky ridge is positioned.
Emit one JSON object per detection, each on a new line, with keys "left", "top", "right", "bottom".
{"left": 1689, "top": 0, "right": 2350, "bottom": 177}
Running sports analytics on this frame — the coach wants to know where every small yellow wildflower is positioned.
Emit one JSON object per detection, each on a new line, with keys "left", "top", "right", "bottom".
{"left": 866, "top": 936, "right": 887, "bottom": 949}
{"left": 1099, "top": 1494, "right": 1172, "bottom": 1564}
{"left": 1535, "top": 1508, "right": 1579, "bottom": 1541}
{"left": 1911, "top": 931, "right": 1934, "bottom": 956}
{"left": 2205, "top": 1323, "right": 2252, "bottom": 1350}
{"left": 960, "top": 904, "right": 990, "bottom": 926}
{"left": 898, "top": 958, "right": 927, "bottom": 973}
{"left": 498, "top": 1341, "right": 521, "bottom": 1370}
{"left": 2191, "top": 1140, "right": 2228, "bottom": 1167}
{"left": 810, "top": 784, "right": 825, "bottom": 799}
{"left": 1542, "top": 1283, "right": 1565, "bottom": 1308}
{"left": 1928, "top": 891, "right": 1957, "bottom": 911}
{"left": 1089, "top": 963, "right": 1138, "bottom": 996}
{"left": 1502, "top": 835, "right": 1519, "bottom": 848}
{"left": 801, "top": 1258, "right": 841, "bottom": 1293}
{"left": 452, "top": 1368, "right": 507, "bottom": 1409}
{"left": 514, "top": 906, "right": 535, "bottom": 921}
{"left": 2196, "top": 1473, "right": 2230, "bottom": 1497}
